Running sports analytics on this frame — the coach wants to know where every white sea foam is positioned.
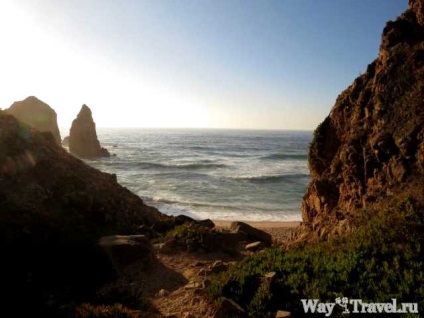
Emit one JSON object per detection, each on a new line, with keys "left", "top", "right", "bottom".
{"left": 72, "top": 128, "right": 312, "bottom": 222}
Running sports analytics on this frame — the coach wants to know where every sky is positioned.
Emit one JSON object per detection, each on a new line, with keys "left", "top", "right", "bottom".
{"left": 0, "top": 0, "right": 407, "bottom": 130}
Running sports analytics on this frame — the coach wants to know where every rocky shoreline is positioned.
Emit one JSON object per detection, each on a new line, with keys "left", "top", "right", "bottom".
{"left": 1, "top": 0, "right": 424, "bottom": 316}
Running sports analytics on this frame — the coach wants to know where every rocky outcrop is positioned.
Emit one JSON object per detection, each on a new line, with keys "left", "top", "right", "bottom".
{"left": 0, "top": 111, "right": 165, "bottom": 314}
{"left": 230, "top": 221, "right": 272, "bottom": 246}
{"left": 300, "top": 0, "right": 424, "bottom": 240}
{"left": 5, "top": 96, "right": 61, "bottom": 146}
{"left": 62, "top": 135, "right": 70, "bottom": 147}
{"left": 69, "top": 104, "right": 110, "bottom": 158}
{"left": 99, "top": 235, "right": 154, "bottom": 274}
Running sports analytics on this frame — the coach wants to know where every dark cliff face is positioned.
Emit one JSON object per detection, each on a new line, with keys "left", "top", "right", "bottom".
{"left": 300, "top": 0, "right": 424, "bottom": 240}
{"left": 5, "top": 96, "right": 62, "bottom": 146}
{"left": 69, "top": 104, "right": 110, "bottom": 158}
{"left": 0, "top": 112, "right": 164, "bottom": 314}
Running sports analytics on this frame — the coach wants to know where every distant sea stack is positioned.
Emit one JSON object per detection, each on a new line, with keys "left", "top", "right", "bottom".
{"left": 5, "top": 96, "right": 62, "bottom": 146}
{"left": 69, "top": 104, "right": 110, "bottom": 158}
{"left": 299, "top": 0, "right": 424, "bottom": 240}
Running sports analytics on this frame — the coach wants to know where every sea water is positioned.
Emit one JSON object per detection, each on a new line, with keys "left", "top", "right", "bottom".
{"left": 70, "top": 128, "right": 312, "bottom": 222}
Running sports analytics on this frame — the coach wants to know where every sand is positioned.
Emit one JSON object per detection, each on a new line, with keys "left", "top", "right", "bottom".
{"left": 213, "top": 220, "right": 300, "bottom": 244}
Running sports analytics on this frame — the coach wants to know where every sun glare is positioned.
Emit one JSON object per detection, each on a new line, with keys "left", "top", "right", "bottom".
{"left": 0, "top": 1, "right": 211, "bottom": 129}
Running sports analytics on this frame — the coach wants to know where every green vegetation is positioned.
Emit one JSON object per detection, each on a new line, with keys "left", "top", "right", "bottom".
{"left": 207, "top": 199, "right": 424, "bottom": 317}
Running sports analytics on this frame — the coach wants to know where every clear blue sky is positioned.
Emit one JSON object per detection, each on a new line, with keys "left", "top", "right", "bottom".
{"left": 0, "top": 0, "right": 407, "bottom": 129}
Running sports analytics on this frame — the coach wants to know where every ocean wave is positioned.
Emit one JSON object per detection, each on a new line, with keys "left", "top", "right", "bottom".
{"left": 142, "top": 196, "right": 294, "bottom": 213}
{"left": 261, "top": 153, "right": 308, "bottom": 160}
{"left": 133, "top": 161, "right": 227, "bottom": 170}
{"left": 140, "top": 195, "right": 302, "bottom": 222}
{"left": 234, "top": 173, "right": 310, "bottom": 183}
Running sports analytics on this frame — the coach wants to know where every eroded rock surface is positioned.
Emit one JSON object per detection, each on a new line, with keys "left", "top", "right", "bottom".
{"left": 5, "top": 96, "right": 61, "bottom": 146}
{"left": 300, "top": 0, "right": 424, "bottom": 240}
{"left": 69, "top": 104, "right": 110, "bottom": 158}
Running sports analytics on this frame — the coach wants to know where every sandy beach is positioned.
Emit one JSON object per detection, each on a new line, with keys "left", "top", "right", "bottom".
{"left": 213, "top": 220, "right": 300, "bottom": 244}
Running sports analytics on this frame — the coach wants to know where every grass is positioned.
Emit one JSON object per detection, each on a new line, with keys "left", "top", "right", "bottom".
{"left": 207, "top": 198, "right": 424, "bottom": 317}
{"left": 74, "top": 303, "right": 153, "bottom": 318}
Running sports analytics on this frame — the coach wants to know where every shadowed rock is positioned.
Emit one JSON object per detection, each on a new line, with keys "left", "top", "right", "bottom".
{"left": 5, "top": 96, "right": 61, "bottom": 146}
{"left": 69, "top": 104, "right": 110, "bottom": 158}
{"left": 230, "top": 221, "right": 272, "bottom": 246}
{"left": 0, "top": 112, "right": 166, "bottom": 315}
{"left": 99, "top": 235, "right": 154, "bottom": 274}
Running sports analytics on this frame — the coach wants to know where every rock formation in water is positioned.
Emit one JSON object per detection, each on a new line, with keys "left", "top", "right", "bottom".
{"left": 0, "top": 111, "right": 164, "bottom": 314}
{"left": 5, "top": 96, "right": 62, "bottom": 146}
{"left": 300, "top": 0, "right": 424, "bottom": 240}
{"left": 62, "top": 135, "right": 70, "bottom": 147}
{"left": 69, "top": 104, "right": 110, "bottom": 158}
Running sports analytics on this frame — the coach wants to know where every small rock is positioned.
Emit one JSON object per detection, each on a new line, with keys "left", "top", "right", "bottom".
{"left": 245, "top": 241, "right": 266, "bottom": 252}
{"left": 213, "top": 298, "right": 247, "bottom": 318}
{"left": 275, "top": 310, "right": 292, "bottom": 318}
{"left": 185, "top": 281, "right": 202, "bottom": 289}
{"left": 157, "top": 289, "right": 170, "bottom": 297}
{"left": 264, "top": 271, "right": 277, "bottom": 280}
{"left": 211, "top": 260, "right": 228, "bottom": 273}
{"left": 197, "top": 218, "right": 215, "bottom": 228}
{"left": 159, "top": 238, "right": 179, "bottom": 254}
{"left": 175, "top": 214, "right": 196, "bottom": 225}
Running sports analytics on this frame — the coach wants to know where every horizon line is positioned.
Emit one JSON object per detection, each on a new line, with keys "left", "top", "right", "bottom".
{"left": 59, "top": 126, "right": 315, "bottom": 132}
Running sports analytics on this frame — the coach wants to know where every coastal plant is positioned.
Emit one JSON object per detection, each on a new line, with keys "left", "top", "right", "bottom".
{"left": 207, "top": 198, "right": 424, "bottom": 317}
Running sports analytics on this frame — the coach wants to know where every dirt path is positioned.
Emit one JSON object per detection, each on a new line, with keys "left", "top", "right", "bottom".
{"left": 138, "top": 222, "right": 298, "bottom": 317}
{"left": 142, "top": 251, "right": 241, "bottom": 317}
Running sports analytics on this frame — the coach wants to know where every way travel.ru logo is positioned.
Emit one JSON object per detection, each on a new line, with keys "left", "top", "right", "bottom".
{"left": 301, "top": 297, "right": 418, "bottom": 316}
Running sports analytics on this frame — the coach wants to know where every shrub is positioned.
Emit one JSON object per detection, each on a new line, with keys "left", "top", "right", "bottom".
{"left": 207, "top": 199, "right": 424, "bottom": 317}
{"left": 75, "top": 303, "right": 152, "bottom": 318}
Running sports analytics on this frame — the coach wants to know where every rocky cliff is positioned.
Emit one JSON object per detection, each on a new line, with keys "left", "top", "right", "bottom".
{"left": 0, "top": 111, "right": 164, "bottom": 314}
{"left": 5, "top": 96, "right": 62, "bottom": 146}
{"left": 300, "top": 0, "right": 424, "bottom": 240}
{"left": 69, "top": 104, "right": 110, "bottom": 158}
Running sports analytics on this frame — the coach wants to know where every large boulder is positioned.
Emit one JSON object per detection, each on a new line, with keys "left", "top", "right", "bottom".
{"left": 230, "top": 221, "right": 272, "bottom": 246}
{"left": 69, "top": 104, "right": 110, "bottom": 158}
{"left": 5, "top": 96, "right": 61, "bottom": 146}
{"left": 99, "top": 235, "right": 154, "bottom": 274}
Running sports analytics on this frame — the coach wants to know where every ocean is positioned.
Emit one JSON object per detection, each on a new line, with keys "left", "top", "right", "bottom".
{"left": 67, "top": 128, "right": 312, "bottom": 222}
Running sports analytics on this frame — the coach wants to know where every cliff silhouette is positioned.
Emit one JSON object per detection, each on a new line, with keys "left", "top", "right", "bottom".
{"left": 0, "top": 111, "right": 165, "bottom": 315}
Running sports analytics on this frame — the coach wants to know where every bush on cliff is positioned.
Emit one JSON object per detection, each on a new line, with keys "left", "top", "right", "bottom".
{"left": 207, "top": 198, "right": 424, "bottom": 317}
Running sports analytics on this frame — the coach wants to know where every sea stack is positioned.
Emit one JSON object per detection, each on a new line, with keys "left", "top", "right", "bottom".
{"left": 299, "top": 0, "right": 424, "bottom": 240}
{"left": 5, "top": 96, "right": 62, "bottom": 146}
{"left": 69, "top": 104, "right": 110, "bottom": 158}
